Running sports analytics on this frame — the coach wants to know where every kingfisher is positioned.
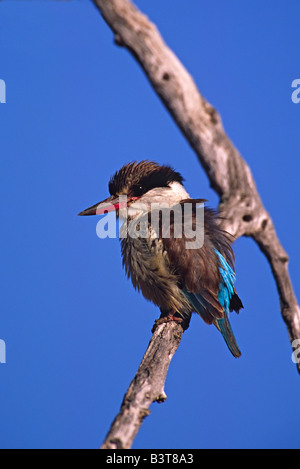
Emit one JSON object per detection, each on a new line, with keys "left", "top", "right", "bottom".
{"left": 78, "top": 161, "right": 243, "bottom": 357}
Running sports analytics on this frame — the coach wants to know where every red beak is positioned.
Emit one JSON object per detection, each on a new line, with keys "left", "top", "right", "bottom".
{"left": 78, "top": 195, "right": 138, "bottom": 216}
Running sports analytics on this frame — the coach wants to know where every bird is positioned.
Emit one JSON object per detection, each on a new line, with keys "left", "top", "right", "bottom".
{"left": 78, "top": 160, "right": 243, "bottom": 357}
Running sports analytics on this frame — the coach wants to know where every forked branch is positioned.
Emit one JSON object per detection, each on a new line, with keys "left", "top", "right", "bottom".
{"left": 91, "top": 0, "right": 300, "bottom": 449}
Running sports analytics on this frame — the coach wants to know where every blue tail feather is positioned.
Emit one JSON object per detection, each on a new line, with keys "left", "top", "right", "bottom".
{"left": 216, "top": 316, "right": 241, "bottom": 358}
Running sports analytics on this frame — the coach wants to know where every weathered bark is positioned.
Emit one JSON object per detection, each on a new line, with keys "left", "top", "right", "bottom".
{"left": 100, "top": 322, "right": 184, "bottom": 449}
{"left": 90, "top": 0, "right": 300, "bottom": 449}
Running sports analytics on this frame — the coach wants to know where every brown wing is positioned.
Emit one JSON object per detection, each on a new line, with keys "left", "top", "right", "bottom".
{"left": 161, "top": 201, "right": 235, "bottom": 324}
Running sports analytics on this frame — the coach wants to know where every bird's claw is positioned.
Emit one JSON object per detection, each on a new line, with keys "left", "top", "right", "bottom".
{"left": 152, "top": 313, "right": 183, "bottom": 333}
{"left": 155, "top": 314, "right": 183, "bottom": 325}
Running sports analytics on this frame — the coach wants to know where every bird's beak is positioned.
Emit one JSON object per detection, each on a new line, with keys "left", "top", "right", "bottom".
{"left": 78, "top": 195, "right": 138, "bottom": 216}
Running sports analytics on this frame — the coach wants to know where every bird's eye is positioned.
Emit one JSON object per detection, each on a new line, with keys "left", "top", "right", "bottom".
{"left": 133, "top": 185, "right": 145, "bottom": 197}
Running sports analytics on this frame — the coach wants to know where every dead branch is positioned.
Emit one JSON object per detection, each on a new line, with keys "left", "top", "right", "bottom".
{"left": 91, "top": 0, "right": 300, "bottom": 448}
{"left": 100, "top": 322, "right": 184, "bottom": 449}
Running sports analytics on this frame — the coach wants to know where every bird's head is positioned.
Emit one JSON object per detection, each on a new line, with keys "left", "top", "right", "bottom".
{"left": 78, "top": 160, "right": 188, "bottom": 220}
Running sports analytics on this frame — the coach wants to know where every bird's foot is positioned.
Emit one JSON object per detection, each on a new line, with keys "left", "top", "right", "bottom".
{"left": 152, "top": 312, "right": 183, "bottom": 333}
{"left": 155, "top": 314, "right": 183, "bottom": 326}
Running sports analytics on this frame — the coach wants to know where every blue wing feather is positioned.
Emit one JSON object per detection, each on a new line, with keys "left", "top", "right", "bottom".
{"left": 214, "top": 249, "right": 241, "bottom": 357}
{"left": 182, "top": 249, "right": 241, "bottom": 357}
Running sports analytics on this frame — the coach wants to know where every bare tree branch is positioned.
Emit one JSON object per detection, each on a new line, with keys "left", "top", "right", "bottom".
{"left": 90, "top": 0, "right": 300, "bottom": 448}
{"left": 100, "top": 322, "right": 184, "bottom": 449}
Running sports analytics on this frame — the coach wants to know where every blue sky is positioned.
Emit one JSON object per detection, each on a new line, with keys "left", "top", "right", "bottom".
{"left": 0, "top": 0, "right": 300, "bottom": 449}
